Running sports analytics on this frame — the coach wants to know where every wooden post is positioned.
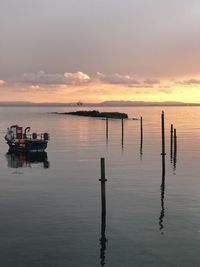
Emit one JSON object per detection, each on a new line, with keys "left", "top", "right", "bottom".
{"left": 159, "top": 112, "right": 166, "bottom": 233}
{"left": 99, "top": 158, "right": 107, "bottom": 217}
{"left": 99, "top": 158, "right": 107, "bottom": 266}
{"left": 121, "top": 118, "right": 124, "bottom": 147}
{"left": 173, "top": 129, "right": 177, "bottom": 170}
{"left": 106, "top": 118, "right": 108, "bottom": 142}
{"left": 170, "top": 124, "right": 173, "bottom": 160}
{"left": 161, "top": 111, "right": 166, "bottom": 155}
{"left": 140, "top": 116, "right": 143, "bottom": 159}
{"left": 140, "top": 116, "right": 143, "bottom": 141}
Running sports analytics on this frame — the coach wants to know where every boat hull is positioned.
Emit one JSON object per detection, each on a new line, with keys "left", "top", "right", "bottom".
{"left": 8, "top": 140, "right": 48, "bottom": 153}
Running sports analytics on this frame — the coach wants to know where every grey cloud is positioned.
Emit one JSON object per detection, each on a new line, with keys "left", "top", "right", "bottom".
{"left": 97, "top": 72, "right": 140, "bottom": 85}
{"left": 143, "top": 78, "right": 160, "bottom": 85}
{"left": 178, "top": 79, "right": 200, "bottom": 85}
{"left": 23, "top": 71, "right": 91, "bottom": 85}
{"left": 97, "top": 72, "right": 162, "bottom": 86}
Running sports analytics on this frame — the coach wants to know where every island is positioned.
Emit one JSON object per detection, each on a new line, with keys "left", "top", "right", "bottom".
{"left": 52, "top": 110, "right": 128, "bottom": 119}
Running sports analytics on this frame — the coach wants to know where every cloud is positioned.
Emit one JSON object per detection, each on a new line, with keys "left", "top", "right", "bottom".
{"left": 64, "top": 71, "right": 90, "bottom": 83}
{"left": 21, "top": 71, "right": 164, "bottom": 89}
{"left": 143, "top": 78, "right": 160, "bottom": 85}
{"left": 97, "top": 72, "right": 140, "bottom": 85}
{"left": 178, "top": 79, "right": 200, "bottom": 85}
{"left": 23, "top": 71, "right": 91, "bottom": 85}
{"left": 0, "top": 80, "right": 5, "bottom": 86}
{"left": 97, "top": 72, "right": 162, "bottom": 87}
{"left": 30, "top": 85, "right": 41, "bottom": 89}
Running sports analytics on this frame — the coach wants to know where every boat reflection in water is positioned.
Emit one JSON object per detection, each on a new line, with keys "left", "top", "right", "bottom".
{"left": 6, "top": 151, "right": 50, "bottom": 169}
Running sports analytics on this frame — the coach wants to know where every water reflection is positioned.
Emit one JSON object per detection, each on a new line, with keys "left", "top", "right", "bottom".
{"left": 121, "top": 138, "right": 124, "bottom": 152}
{"left": 140, "top": 141, "right": 143, "bottom": 160}
{"left": 99, "top": 213, "right": 107, "bottom": 266}
{"left": 173, "top": 149, "right": 177, "bottom": 172}
{"left": 140, "top": 134, "right": 143, "bottom": 160}
{"left": 159, "top": 155, "right": 166, "bottom": 234}
{"left": 106, "top": 118, "right": 108, "bottom": 145}
{"left": 170, "top": 140, "right": 173, "bottom": 164}
{"left": 6, "top": 151, "right": 50, "bottom": 169}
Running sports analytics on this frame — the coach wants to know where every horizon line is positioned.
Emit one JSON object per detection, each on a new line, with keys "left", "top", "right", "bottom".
{"left": 0, "top": 100, "right": 200, "bottom": 107}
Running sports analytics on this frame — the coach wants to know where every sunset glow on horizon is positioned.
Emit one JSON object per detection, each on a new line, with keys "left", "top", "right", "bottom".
{"left": 1, "top": 0, "right": 200, "bottom": 103}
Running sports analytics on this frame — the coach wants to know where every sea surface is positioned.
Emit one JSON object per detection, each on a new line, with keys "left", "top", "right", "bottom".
{"left": 0, "top": 106, "right": 200, "bottom": 267}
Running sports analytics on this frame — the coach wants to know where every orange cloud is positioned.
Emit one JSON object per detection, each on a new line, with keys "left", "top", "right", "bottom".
{"left": 0, "top": 80, "right": 5, "bottom": 86}
{"left": 64, "top": 71, "right": 90, "bottom": 83}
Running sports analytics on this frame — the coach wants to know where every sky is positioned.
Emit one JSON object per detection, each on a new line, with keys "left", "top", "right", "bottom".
{"left": 1, "top": 0, "right": 200, "bottom": 103}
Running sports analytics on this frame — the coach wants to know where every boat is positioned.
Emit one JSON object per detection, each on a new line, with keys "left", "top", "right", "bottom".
{"left": 5, "top": 125, "right": 49, "bottom": 153}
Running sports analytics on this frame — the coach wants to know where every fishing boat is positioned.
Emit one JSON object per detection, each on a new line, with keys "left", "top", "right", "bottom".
{"left": 5, "top": 125, "right": 49, "bottom": 153}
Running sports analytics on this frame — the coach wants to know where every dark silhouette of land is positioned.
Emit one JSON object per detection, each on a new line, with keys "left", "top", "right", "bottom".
{"left": 52, "top": 110, "right": 128, "bottom": 119}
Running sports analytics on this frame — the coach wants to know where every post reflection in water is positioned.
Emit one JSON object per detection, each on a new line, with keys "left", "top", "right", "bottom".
{"left": 140, "top": 142, "right": 143, "bottom": 160}
{"left": 99, "top": 212, "right": 107, "bottom": 266}
{"left": 159, "top": 155, "right": 166, "bottom": 234}
{"left": 173, "top": 149, "right": 177, "bottom": 172}
{"left": 6, "top": 151, "right": 50, "bottom": 169}
{"left": 121, "top": 138, "right": 124, "bottom": 152}
{"left": 140, "top": 135, "right": 143, "bottom": 160}
{"left": 106, "top": 118, "right": 108, "bottom": 145}
{"left": 170, "top": 141, "right": 173, "bottom": 164}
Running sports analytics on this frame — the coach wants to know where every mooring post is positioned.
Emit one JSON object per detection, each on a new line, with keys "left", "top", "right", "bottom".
{"left": 99, "top": 158, "right": 107, "bottom": 217}
{"left": 106, "top": 118, "right": 108, "bottom": 142}
{"left": 172, "top": 128, "right": 177, "bottom": 171}
{"left": 121, "top": 118, "right": 124, "bottom": 139}
{"left": 99, "top": 158, "right": 107, "bottom": 266}
{"left": 140, "top": 117, "right": 143, "bottom": 159}
{"left": 161, "top": 111, "right": 166, "bottom": 155}
{"left": 170, "top": 124, "right": 173, "bottom": 159}
{"left": 140, "top": 116, "right": 143, "bottom": 141}
{"left": 121, "top": 118, "right": 124, "bottom": 147}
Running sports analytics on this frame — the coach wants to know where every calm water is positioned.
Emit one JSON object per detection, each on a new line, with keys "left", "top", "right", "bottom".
{"left": 0, "top": 106, "right": 200, "bottom": 266}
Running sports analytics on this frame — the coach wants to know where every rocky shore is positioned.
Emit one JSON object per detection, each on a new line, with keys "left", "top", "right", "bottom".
{"left": 52, "top": 110, "right": 128, "bottom": 119}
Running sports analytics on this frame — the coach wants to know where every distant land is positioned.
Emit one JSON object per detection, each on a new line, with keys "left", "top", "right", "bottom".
{"left": 0, "top": 101, "right": 200, "bottom": 107}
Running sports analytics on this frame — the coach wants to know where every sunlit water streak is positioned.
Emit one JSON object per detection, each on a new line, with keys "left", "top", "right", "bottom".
{"left": 0, "top": 106, "right": 200, "bottom": 266}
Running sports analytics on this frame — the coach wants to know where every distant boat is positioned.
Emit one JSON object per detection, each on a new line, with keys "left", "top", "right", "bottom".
{"left": 77, "top": 101, "right": 83, "bottom": 106}
{"left": 5, "top": 125, "right": 49, "bottom": 153}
